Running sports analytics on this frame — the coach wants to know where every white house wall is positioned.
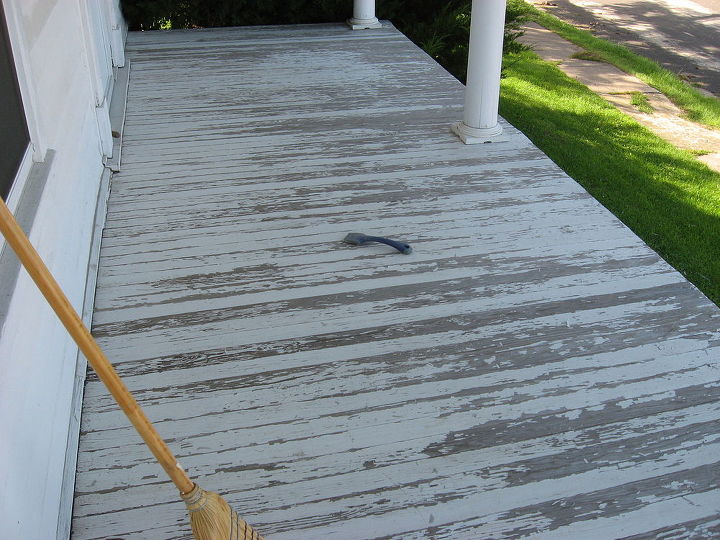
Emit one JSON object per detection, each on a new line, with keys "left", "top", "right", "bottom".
{"left": 0, "top": 1, "right": 124, "bottom": 538}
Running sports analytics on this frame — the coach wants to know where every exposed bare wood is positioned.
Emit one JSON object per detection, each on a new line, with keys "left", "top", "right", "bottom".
{"left": 72, "top": 23, "right": 720, "bottom": 539}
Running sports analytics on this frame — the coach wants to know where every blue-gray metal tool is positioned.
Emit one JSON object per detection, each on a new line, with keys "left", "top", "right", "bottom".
{"left": 343, "top": 232, "right": 412, "bottom": 254}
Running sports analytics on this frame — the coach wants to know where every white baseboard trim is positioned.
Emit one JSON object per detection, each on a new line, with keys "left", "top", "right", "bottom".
{"left": 55, "top": 165, "right": 112, "bottom": 540}
{"left": 107, "top": 61, "right": 130, "bottom": 173}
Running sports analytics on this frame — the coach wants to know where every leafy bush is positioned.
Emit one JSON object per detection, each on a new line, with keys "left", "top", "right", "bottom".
{"left": 121, "top": 0, "right": 354, "bottom": 29}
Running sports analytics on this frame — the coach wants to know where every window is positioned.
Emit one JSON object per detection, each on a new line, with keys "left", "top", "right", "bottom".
{"left": 0, "top": 2, "right": 30, "bottom": 201}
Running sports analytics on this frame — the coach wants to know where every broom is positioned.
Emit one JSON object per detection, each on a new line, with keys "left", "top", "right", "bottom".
{"left": 0, "top": 198, "right": 265, "bottom": 540}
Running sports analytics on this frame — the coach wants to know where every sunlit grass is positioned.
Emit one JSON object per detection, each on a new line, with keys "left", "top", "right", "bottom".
{"left": 570, "top": 50, "right": 605, "bottom": 62}
{"left": 525, "top": 4, "right": 720, "bottom": 128}
{"left": 528, "top": 6, "right": 720, "bottom": 128}
{"left": 500, "top": 50, "right": 720, "bottom": 305}
{"left": 629, "top": 91, "right": 654, "bottom": 114}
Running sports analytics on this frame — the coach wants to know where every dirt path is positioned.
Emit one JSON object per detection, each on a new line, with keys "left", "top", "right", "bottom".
{"left": 518, "top": 21, "right": 720, "bottom": 172}
{"left": 530, "top": 0, "right": 720, "bottom": 97}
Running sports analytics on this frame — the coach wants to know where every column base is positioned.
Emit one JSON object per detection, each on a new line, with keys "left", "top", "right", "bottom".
{"left": 347, "top": 17, "right": 383, "bottom": 30}
{"left": 451, "top": 121, "right": 508, "bottom": 144}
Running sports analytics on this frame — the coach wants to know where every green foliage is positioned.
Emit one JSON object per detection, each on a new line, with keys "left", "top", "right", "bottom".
{"left": 121, "top": 0, "right": 353, "bottom": 29}
{"left": 504, "top": 0, "right": 532, "bottom": 54}
{"left": 571, "top": 50, "right": 606, "bottom": 62}
{"left": 629, "top": 91, "right": 654, "bottom": 114}
{"left": 398, "top": 3, "right": 471, "bottom": 80}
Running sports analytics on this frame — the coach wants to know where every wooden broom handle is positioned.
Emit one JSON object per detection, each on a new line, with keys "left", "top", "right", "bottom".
{"left": 0, "top": 199, "right": 194, "bottom": 494}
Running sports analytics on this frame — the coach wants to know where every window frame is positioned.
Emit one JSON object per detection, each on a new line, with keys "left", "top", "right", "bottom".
{"left": 0, "top": 0, "right": 30, "bottom": 202}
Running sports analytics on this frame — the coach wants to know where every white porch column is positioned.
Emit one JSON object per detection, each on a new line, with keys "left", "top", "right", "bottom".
{"left": 452, "top": 0, "right": 507, "bottom": 144}
{"left": 347, "top": 0, "right": 382, "bottom": 29}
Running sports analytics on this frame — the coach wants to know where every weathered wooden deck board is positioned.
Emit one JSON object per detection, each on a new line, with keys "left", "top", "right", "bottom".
{"left": 72, "top": 23, "right": 720, "bottom": 539}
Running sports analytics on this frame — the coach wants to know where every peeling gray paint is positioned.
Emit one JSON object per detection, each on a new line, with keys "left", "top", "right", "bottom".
{"left": 72, "top": 23, "right": 720, "bottom": 540}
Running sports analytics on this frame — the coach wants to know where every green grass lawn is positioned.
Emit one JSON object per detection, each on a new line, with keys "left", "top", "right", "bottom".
{"left": 500, "top": 50, "right": 720, "bottom": 305}
{"left": 527, "top": 5, "right": 720, "bottom": 128}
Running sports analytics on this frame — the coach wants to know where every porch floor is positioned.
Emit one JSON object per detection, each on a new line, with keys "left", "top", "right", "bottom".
{"left": 72, "top": 23, "right": 720, "bottom": 539}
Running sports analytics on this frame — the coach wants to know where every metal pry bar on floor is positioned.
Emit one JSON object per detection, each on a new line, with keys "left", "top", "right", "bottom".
{"left": 343, "top": 232, "right": 413, "bottom": 254}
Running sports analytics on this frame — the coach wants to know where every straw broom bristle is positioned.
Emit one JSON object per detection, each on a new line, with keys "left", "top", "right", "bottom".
{"left": 182, "top": 484, "right": 264, "bottom": 540}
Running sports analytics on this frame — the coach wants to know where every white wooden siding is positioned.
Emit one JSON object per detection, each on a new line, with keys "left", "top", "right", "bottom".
{"left": 0, "top": 2, "right": 124, "bottom": 539}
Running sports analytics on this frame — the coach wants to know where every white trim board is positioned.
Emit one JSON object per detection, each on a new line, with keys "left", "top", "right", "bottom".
{"left": 4, "top": 144, "right": 34, "bottom": 212}
{"left": 1, "top": 1, "right": 46, "bottom": 161}
{"left": 55, "top": 165, "right": 112, "bottom": 540}
{"left": 107, "top": 61, "right": 130, "bottom": 172}
{"left": 0, "top": 150, "right": 54, "bottom": 331}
